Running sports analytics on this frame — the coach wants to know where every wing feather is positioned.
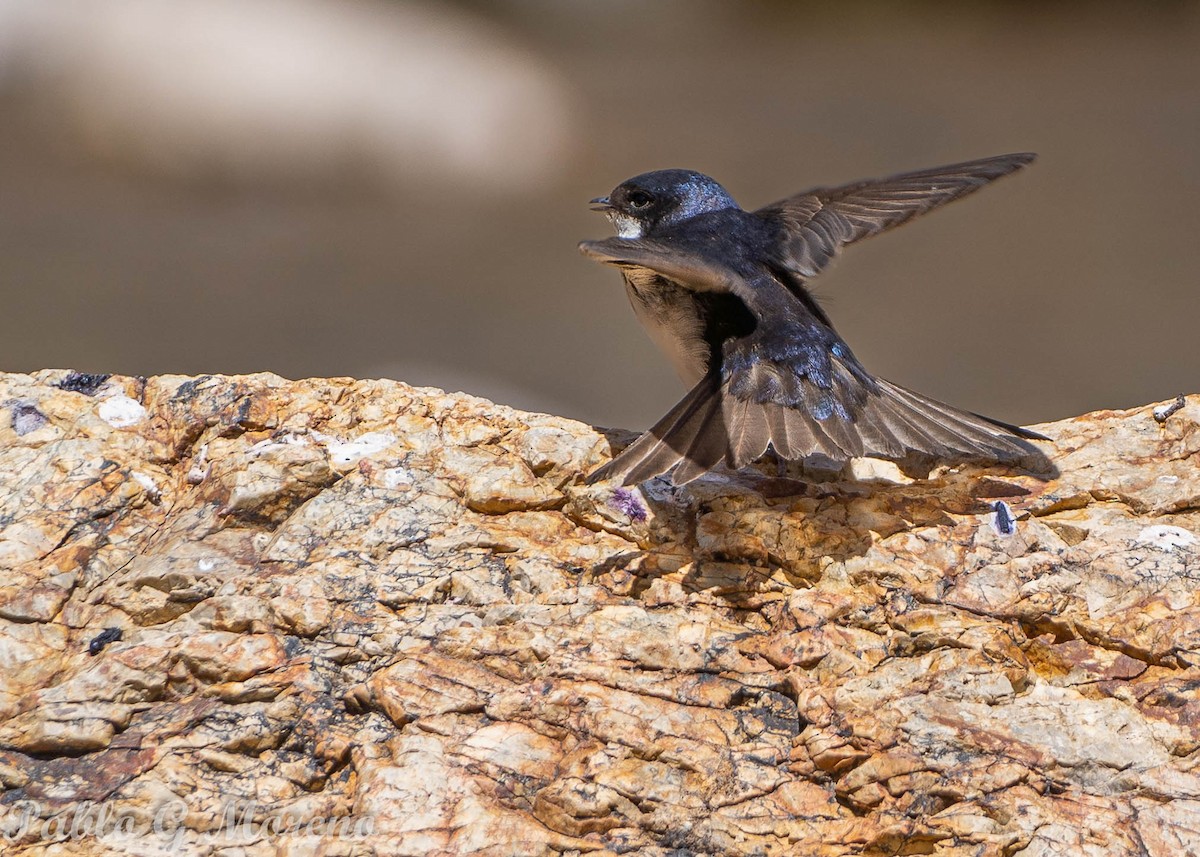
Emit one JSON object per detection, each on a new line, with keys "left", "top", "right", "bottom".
{"left": 755, "top": 153, "right": 1035, "bottom": 280}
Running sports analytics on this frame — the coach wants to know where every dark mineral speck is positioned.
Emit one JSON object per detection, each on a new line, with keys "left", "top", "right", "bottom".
{"left": 1153, "top": 394, "right": 1186, "bottom": 424}
{"left": 57, "top": 372, "right": 112, "bottom": 396}
{"left": 991, "top": 500, "right": 1016, "bottom": 536}
{"left": 88, "top": 627, "right": 123, "bottom": 656}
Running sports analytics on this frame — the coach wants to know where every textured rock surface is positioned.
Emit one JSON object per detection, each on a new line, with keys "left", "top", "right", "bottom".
{"left": 1, "top": 370, "right": 1199, "bottom": 856}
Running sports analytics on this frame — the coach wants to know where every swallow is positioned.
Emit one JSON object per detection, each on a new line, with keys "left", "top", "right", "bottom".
{"left": 580, "top": 153, "right": 1052, "bottom": 486}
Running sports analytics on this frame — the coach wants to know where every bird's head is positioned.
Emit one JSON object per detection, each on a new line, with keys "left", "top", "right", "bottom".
{"left": 589, "top": 169, "right": 738, "bottom": 239}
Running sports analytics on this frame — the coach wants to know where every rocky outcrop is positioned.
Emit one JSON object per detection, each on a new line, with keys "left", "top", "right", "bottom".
{"left": 0, "top": 370, "right": 1198, "bottom": 856}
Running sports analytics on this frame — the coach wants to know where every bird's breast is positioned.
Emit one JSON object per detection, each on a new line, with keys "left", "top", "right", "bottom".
{"left": 622, "top": 269, "right": 712, "bottom": 387}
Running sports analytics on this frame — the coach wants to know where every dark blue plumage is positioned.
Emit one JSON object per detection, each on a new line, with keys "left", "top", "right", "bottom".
{"left": 581, "top": 154, "right": 1052, "bottom": 486}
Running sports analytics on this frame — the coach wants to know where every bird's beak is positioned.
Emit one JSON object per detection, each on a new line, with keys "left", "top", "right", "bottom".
{"left": 589, "top": 196, "right": 612, "bottom": 212}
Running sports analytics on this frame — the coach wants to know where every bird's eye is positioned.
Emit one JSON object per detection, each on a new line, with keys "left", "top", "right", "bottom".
{"left": 627, "top": 190, "right": 653, "bottom": 209}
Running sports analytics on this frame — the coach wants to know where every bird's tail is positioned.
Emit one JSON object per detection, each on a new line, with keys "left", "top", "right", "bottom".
{"left": 586, "top": 374, "right": 1052, "bottom": 487}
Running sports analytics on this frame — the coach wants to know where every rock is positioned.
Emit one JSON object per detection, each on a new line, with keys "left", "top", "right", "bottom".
{"left": 0, "top": 370, "right": 1198, "bottom": 855}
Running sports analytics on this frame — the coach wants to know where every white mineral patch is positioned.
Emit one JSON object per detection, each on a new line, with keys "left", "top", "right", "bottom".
{"left": 848, "top": 458, "right": 913, "bottom": 484}
{"left": 1136, "top": 525, "right": 1197, "bottom": 551}
{"left": 98, "top": 395, "right": 147, "bottom": 428}
{"left": 187, "top": 443, "right": 210, "bottom": 484}
{"left": 131, "top": 471, "right": 160, "bottom": 499}
{"left": 197, "top": 558, "right": 217, "bottom": 571}
{"left": 315, "top": 431, "right": 396, "bottom": 467}
{"left": 247, "top": 433, "right": 311, "bottom": 458}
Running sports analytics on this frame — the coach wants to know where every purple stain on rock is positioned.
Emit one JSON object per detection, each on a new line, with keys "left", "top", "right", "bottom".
{"left": 609, "top": 487, "right": 647, "bottom": 522}
{"left": 10, "top": 401, "right": 47, "bottom": 436}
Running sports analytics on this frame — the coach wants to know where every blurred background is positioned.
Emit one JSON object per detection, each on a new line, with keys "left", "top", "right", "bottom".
{"left": 0, "top": 0, "right": 1197, "bottom": 430}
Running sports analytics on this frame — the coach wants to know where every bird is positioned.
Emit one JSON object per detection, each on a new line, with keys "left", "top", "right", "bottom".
{"left": 580, "top": 153, "right": 1052, "bottom": 486}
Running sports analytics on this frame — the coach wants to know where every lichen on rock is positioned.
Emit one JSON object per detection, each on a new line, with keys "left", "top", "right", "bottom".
{"left": 0, "top": 370, "right": 1198, "bottom": 855}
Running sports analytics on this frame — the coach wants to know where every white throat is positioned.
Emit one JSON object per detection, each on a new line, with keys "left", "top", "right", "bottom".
{"left": 610, "top": 212, "right": 644, "bottom": 239}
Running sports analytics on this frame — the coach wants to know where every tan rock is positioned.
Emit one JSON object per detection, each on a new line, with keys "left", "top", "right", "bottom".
{"left": 0, "top": 371, "right": 1198, "bottom": 855}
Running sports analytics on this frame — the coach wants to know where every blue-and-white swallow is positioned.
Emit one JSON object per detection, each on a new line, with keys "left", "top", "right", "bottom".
{"left": 581, "top": 153, "right": 1051, "bottom": 486}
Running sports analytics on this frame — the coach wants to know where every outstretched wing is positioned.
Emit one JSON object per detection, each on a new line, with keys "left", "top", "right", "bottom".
{"left": 754, "top": 152, "right": 1035, "bottom": 280}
